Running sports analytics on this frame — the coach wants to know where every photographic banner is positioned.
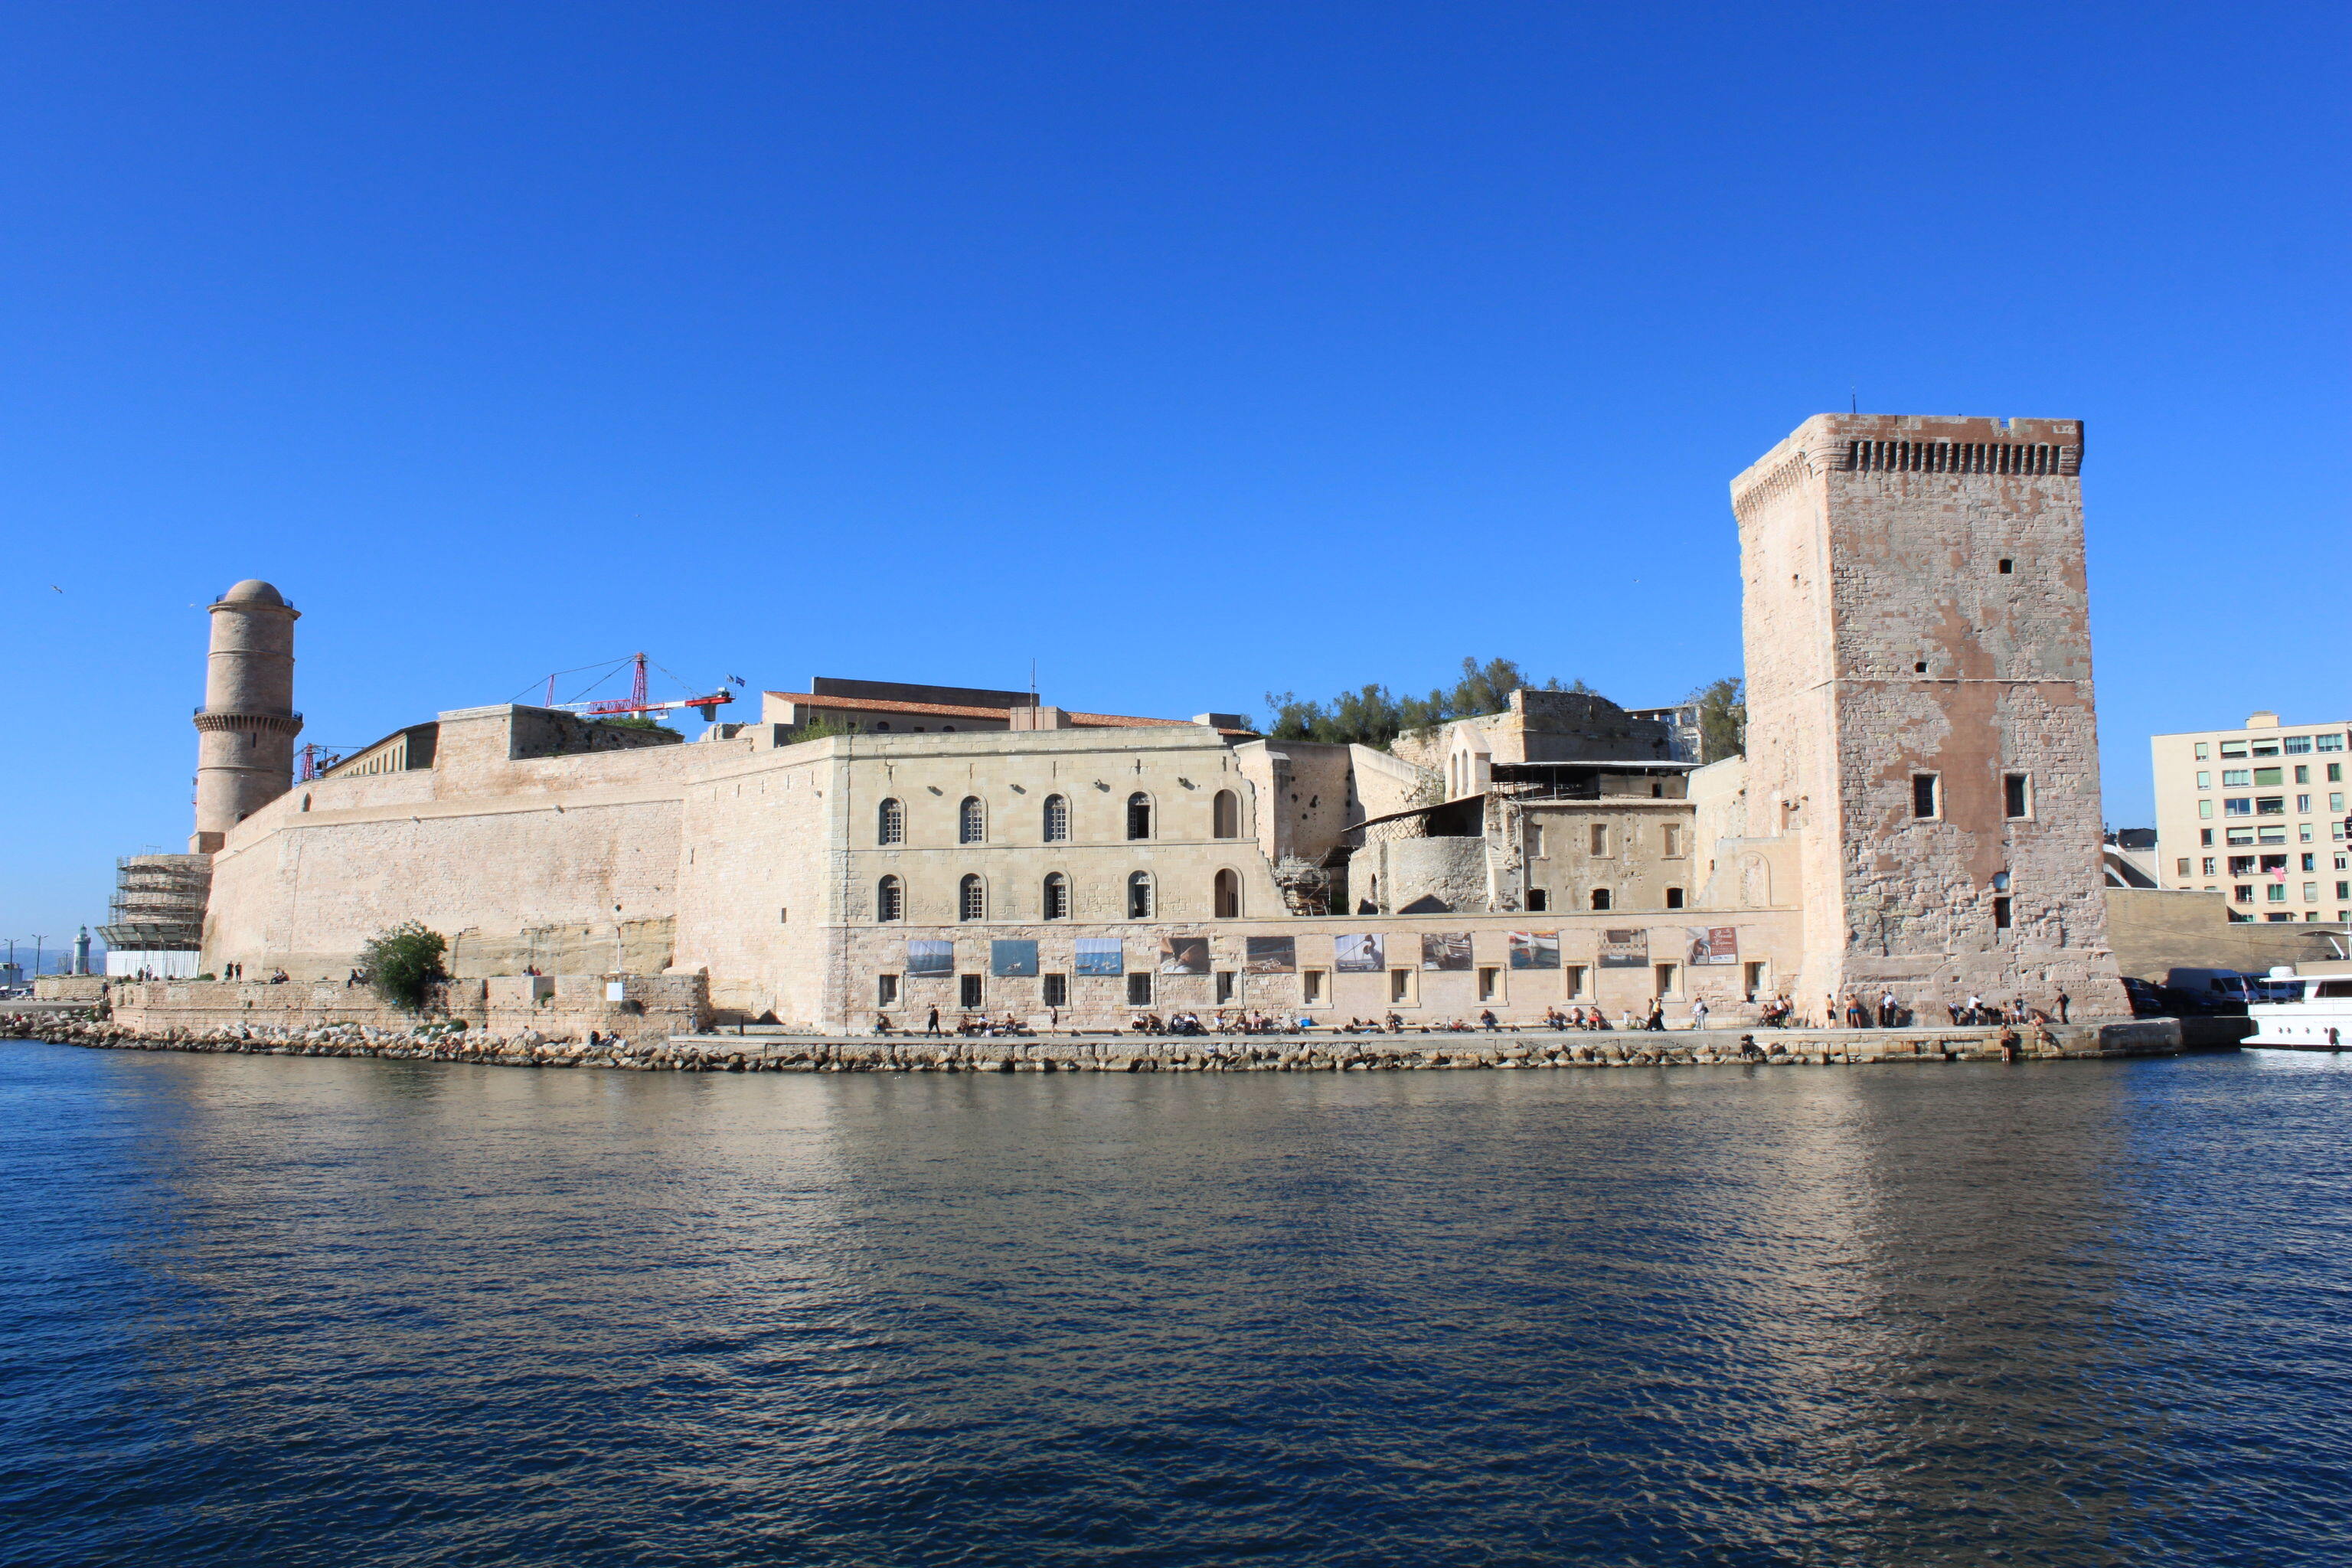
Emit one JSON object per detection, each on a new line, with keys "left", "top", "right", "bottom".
{"left": 1073, "top": 938, "right": 1124, "bottom": 976}
{"left": 1158, "top": 936, "right": 1210, "bottom": 975}
{"left": 906, "top": 940, "right": 954, "bottom": 978}
{"left": 1598, "top": 929, "right": 1648, "bottom": 969}
{"left": 1686, "top": 926, "right": 1739, "bottom": 966}
{"left": 1420, "top": 933, "right": 1474, "bottom": 972}
{"left": 1245, "top": 936, "right": 1296, "bottom": 974}
{"left": 1508, "top": 931, "right": 1560, "bottom": 970}
{"left": 1334, "top": 933, "right": 1385, "bottom": 972}
{"left": 991, "top": 939, "right": 1039, "bottom": 978}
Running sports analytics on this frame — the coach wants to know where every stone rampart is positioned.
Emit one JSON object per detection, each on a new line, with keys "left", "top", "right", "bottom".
{"left": 103, "top": 972, "right": 708, "bottom": 1047}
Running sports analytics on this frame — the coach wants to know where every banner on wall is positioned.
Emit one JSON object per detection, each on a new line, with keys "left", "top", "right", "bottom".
{"left": 1420, "top": 933, "right": 1474, "bottom": 971}
{"left": 1334, "top": 933, "right": 1386, "bottom": 972}
{"left": 1245, "top": 936, "right": 1296, "bottom": 974}
{"left": 1073, "top": 938, "right": 1124, "bottom": 976}
{"left": 1508, "top": 931, "right": 1560, "bottom": 970}
{"left": 1598, "top": 929, "right": 1648, "bottom": 969}
{"left": 906, "top": 940, "right": 955, "bottom": 977}
{"left": 1686, "top": 926, "right": 1739, "bottom": 966}
{"left": 991, "top": 940, "right": 1039, "bottom": 978}
{"left": 1158, "top": 936, "right": 1210, "bottom": 975}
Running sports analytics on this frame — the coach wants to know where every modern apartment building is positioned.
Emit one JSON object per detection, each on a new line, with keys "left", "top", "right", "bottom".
{"left": 2151, "top": 711, "right": 2352, "bottom": 923}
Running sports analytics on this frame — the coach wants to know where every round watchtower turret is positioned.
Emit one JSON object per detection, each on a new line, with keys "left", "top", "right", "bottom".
{"left": 191, "top": 580, "right": 302, "bottom": 853}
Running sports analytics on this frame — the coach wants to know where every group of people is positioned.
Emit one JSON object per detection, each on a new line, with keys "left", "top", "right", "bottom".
{"left": 216, "top": 962, "right": 291, "bottom": 984}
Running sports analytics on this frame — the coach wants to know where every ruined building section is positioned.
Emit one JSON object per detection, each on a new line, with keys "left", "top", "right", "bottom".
{"left": 191, "top": 580, "right": 302, "bottom": 853}
{"left": 1730, "top": 413, "right": 2127, "bottom": 1015}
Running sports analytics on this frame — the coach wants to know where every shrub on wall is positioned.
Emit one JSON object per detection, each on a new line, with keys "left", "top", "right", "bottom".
{"left": 359, "top": 922, "right": 449, "bottom": 1012}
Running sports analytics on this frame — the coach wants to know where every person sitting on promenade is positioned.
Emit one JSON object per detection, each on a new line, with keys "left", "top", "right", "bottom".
{"left": 1383, "top": 1011, "right": 1403, "bottom": 1034}
{"left": 872, "top": 1013, "right": 892, "bottom": 1036}
{"left": 1480, "top": 1009, "right": 1500, "bottom": 1031}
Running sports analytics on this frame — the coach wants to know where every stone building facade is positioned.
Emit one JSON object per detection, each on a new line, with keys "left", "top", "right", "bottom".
{"left": 185, "top": 410, "right": 2127, "bottom": 1031}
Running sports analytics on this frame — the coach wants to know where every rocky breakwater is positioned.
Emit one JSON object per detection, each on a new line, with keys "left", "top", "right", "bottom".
{"left": 4, "top": 1011, "right": 2187, "bottom": 1073}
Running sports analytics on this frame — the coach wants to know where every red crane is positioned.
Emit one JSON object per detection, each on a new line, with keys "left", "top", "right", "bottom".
{"left": 539, "top": 652, "right": 735, "bottom": 722}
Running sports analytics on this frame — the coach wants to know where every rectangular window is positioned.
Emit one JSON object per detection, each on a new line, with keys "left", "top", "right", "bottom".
{"left": 1664, "top": 887, "right": 1684, "bottom": 910}
{"left": 959, "top": 974, "right": 983, "bottom": 1008}
{"left": 1913, "top": 774, "right": 1940, "bottom": 818}
{"left": 2201, "top": 857, "right": 2216, "bottom": 875}
{"left": 1993, "top": 896, "right": 2012, "bottom": 930}
{"left": 1214, "top": 971, "right": 1235, "bottom": 1004}
{"left": 1303, "top": 970, "right": 1326, "bottom": 1004}
{"left": 1390, "top": 969, "right": 1414, "bottom": 1005}
{"left": 2255, "top": 767, "right": 2284, "bottom": 787}
{"left": 1589, "top": 824, "right": 1609, "bottom": 856}
{"left": 2320, "top": 735, "right": 2347, "bottom": 753}
{"left": 1526, "top": 887, "right": 1549, "bottom": 912}
{"left": 2297, "top": 795, "right": 2313, "bottom": 813}
{"left": 2004, "top": 773, "right": 2032, "bottom": 818}
{"left": 2305, "top": 854, "right": 2319, "bottom": 872}
{"left": 1126, "top": 972, "right": 1152, "bottom": 1006}
{"left": 1743, "top": 961, "right": 1769, "bottom": 997}
{"left": 2267, "top": 884, "right": 2288, "bottom": 903}
{"left": 1662, "top": 823, "right": 1684, "bottom": 858}
{"left": 878, "top": 974, "right": 900, "bottom": 1006}
{"left": 2266, "top": 912, "right": 2294, "bottom": 923}
{"left": 2295, "top": 766, "right": 2311, "bottom": 785}
{"left": 2221, "top": 741, "right": 2246, "bottom": 757}
{"left": 2301, "top": 824, "right": 2316, "bottom": 843}
{"left": 2200, "top": 828, "right": 2215, "bottom": 845}
{"left": 2226, "top": 827, "right": 2252, "bottom": 845}
{"left": 2338, "top": 882, "right": 2350, "bottom": 900}
{"left": 2222, "top": 769, "right": 2251, "bottom": 786}
{"left": 2285, "top": 736, "right": 2313, "bottom": 754}
{"left": 2196, "top": 771, "right": 2211, "bottom": 789}
{"left": 1042, "top": 973, "right": 1068, "bottom": 1008}
{"left": 2234, "top": 885, "right": 2253, "bottom": 903}
{"left": 2199, "top": 800, "right": 2215, "bottom": 819}
{"left": 2303, "top": 883, "right": 2320, "bottom": 903}
{"left": 2257, "top": 797, "right": 2285, "bottom": 816}
{"left": 2260, "top": 826, "right": 2288, "bottom": 844}
{"left": 1653, "top": 962, "right": 1680, "bottom": 999}
{"left": 2334, "top": 793, "right": 2347, "bottom": 812}
{"left": 1528, "top": 823, "right": 1547, "bottom": 858}
{"left": 2174, "top": 858, "right": 2190, "bottom": 876}
{"left": 2224, "top": 798, "right": 2251, "bottom": 816}
{"left": 1565, "top": 964, "right": 1589, "bottom": 999}
{"left": 1478, "top": 966, "right": 1501, "bottom": 1003}
{"left": 2254, "top": 741, "right": 2279, "bottom": 757}
{"left": 2231, "top": 856, "right": 2259, "bottom": 876}
{"left": 2262, "top": 854, "right": 2288, "bottom": 874}
{"left": 2194, "top": 742, "right": 2210, "bottom": 760}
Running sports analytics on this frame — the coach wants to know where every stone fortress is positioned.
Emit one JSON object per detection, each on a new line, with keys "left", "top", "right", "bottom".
{"left": 162, "top": 413, "right": 2132, "bottom": 1032}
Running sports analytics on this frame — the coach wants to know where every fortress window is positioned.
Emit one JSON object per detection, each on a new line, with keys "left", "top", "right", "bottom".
{"left": 1215, "top": 972, "right": 1235, "bottom": 1004}
{"left": 1913, "top": 662, "right": 1927, "bottom": 674}
{"left": 1214, "top": 869, "right": 1241, "bottom": 919}
{"left": 878, "top": 798, "right": 905, "bottom": 845}
{"left": 300, "top": 795, "right": 311, "bottom": 812}
{"left": 1662, "top": 823, "right": 1684, "bottom": 858}
{"left": 1590, "top": 888, "right": 1612, "bottom": 911}
{"left": 878, "top": 975, "right": 899, "bottom": 1006}
{"left": 1127, "top": 871, "right": 1155, "bottom": 919}
{"left": 1128, "top": 792, "right": 1154, "bottom": 841}
{"left": 874, "top": 722, "right": 890, "bottom": 731}
{"left": 959, "top": 796, "right": 986, "bottom": 844}
{"left": 1042, "top": 794, "right": 1070, "bottom": 841}
{"left": 959, "top": 875, "right": 986, "bottom": 922}
{"left": 2004, "top": 773, "right": 2033, "bottom": 819}
{"left": 1212, "top": 790, "right": 1240, "bottom": 839}
{"left": 1043, "top": 873, "right": 1070, "bottom": 920}
{"left": 1998, "top": 559, "right": 2013, "bottom": 574}
{"left": 1912, "top": 774, "right": 1941, "bottom": 819}
{"left": 1043, "top": 973, "right": 1067, "bottom": 1008}
{"left": 960, "top": 974, "right": 983, "bottom": 1008}
{"left": 1994, "top": 896, "right": 2013, "bottom": 929}
{"left": 1127, "top": 972, "right": 1153, "bottom": 1006}
{"left": 1527, "top": 888, "right": 1549, "bottom": 912}
{"left": 877, "top": 877, "right": 903, "bottom": 922}
{"left": 1589, "top": 824, "right": 1610, "bottom": 856}
{"left": 1528, "top": 823, "right": 1546, "bottom": 858}
{"left": 1664, "top": 887, "right": 1684, "bottom": 910}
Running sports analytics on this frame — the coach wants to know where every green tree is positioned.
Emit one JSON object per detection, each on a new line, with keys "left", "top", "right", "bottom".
{"left": 1263, "top": 657, "right": 1590, "bottom": 750}
{"left": 1688, "top": 676, "right": 1747, "bottom": 762}
{"left": 358, "top": 922, "right": 449, "bottom": 1012}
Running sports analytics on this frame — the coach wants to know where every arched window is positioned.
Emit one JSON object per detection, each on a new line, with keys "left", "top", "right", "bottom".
{"left": 1590, "top": 887, "right": 1612, "bottom": 911}
{"left": 1127, "top": 792, "right": 1153, "bottom": 841}
{"left": 878, "top": 798, "right": 905, "bottom": 845}
{"left": 874, "top": 721, "right": 890, "bottom": 731}
{"left": 1214, "top": 868, "right": 1241, "bottom": 918}
{"left": 959, "top": 795, "right": 985, "bottom": 844}
{"left": 959, "top": 874, "right": 986, "bottom": 922}
{"left": 1127, "top": 871, "right": 1155, "bottom": 919}
{"left": 1212, "top": 789, "right": 1239, "bottom": 838}
{"left": 877, "top": 876, "right": 904, "bottom": 922}
{"left": 1042, "top": 873, "right": 1070, "bottom": 920}
{"left": 1042, "top": 793, "right": 1070, "bottom": 842}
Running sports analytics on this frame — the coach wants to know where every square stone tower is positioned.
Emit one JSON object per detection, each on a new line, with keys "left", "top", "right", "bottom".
{"left": 1730, "top": 414, "right": 2127, "bottom": 1018}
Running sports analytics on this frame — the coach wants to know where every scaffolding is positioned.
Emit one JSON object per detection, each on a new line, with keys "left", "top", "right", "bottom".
{"left": 99, "top": 854, "right": 211, "bottom": 952}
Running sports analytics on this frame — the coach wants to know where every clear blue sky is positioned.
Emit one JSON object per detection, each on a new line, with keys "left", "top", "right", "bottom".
{"left": 4, "top": 2, "right": 2345, "bottom": 949}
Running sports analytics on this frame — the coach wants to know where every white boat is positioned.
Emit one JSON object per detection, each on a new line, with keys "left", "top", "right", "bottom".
{"left": 2243, "top": 967, "right": 2352, "bottom": 1051}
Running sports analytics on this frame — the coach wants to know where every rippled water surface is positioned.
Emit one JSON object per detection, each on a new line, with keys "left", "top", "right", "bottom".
{"left": 2, "top": 1046, "right": 2348, "bottom": 1566}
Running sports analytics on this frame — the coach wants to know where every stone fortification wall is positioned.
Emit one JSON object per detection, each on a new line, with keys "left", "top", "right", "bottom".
{"left": 2104, "top": 887, "right": 2346, "bottom": 983}
{"left": 105, "top": 972, "right": 708, "bottom": 1046}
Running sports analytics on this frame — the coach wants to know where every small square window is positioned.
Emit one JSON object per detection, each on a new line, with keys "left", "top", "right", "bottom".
{"left": 878, "top": 974, "right": 899, "bottom": 1006}
{"left": 2196, "top": 772, "right": 2210, "bottom": 789}
{"left": 1303, "top": 970, "right": 1326, "bottom": 1004}
{"left": 2174, "top": 858, "right": 2190, "bottom": 876}
{"left": 2199, "top": 800, "right": 2214, "bottom": 819}
{"left": 1664, "top": 887, "right": 1684, "bottom": 910}
{"left": 1997, "top": 559, "right": 2013, "bottom": 574}
{"left": 2194, "top": 742, "right": 2210, "bottom": 760}
{"left": 2199, "top": 828, "right": 2213, "bottom": 845}
{"left": 2234, "top": 885, "right": 2253, "bottom": 903}
{"left": 1526, "top": 887, "right": 1549, "bottom": 912}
